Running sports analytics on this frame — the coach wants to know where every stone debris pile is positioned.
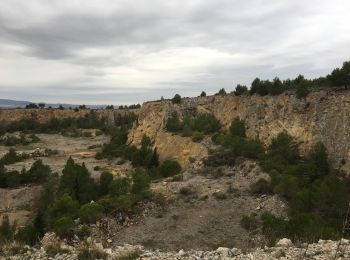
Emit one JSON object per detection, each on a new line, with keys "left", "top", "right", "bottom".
{"left": 3, "top": 236, "right": 350, "bottom": 260}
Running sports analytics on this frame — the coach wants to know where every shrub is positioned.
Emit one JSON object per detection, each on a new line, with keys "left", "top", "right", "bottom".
{"left": 260, "top": 212, "right": 287, "bottom": 245}
{"left": 158, "top": 160, "right": 182, "bottom": 177}
{"left": 200, "top": 91, "right": 206, "bottom": 97}
{"left": 78, "top": 246, "right": 107, "bottom": 260}
{"left": 165, "top": 112, "right": 182, "bottom": 132}
{"left": 171, "top": 174, "right": 183, "bottom": 182}
{"left": 229, "top": 117, "right": 246, "bottom": 138}
{"left": 269, "top": 77, "right": 284, "bottom": 95}
{"left": 16, "top": 224, "right": 40, "bottom": 246}
{"left": 0, "top": 215, "right": 16, "bottom": 242}
{"left": 273, "top": 174, "right": 300, "bottom": 199}
{"left": 192, "top": 132, "right": 204, "bottom": 142}
{"left": 131, "top": 170, "right": 150, "bottom": 194}
{"left": 267, "top": 132, "right": 299, "bottom": 166}
{"left": 172, "top": 94, "right": 182, "bottom": 104}
{"left": 23, "top": 159, "right": 51, "bottom": 183}
{"left": 52, "top": 216, "right": 75, "bottom": 238}
{"left": 0, "top": 148, "right": 28, "bottom": 165}
{"left": 99, "top": 171, "right": 113, "bottom": 196}
{"left": 308, "top": 142, "right": 330, "bottom": 180}
{"left": 78, "top": 224, "right": 90, "bottom": 237}
{"left": 58, "top": 158, "right": 97, "bottom": 205}
{"left": 240, "top": 214, "right": 258, "bottom": 231}
{"left": 241, "top": 138, "right": 265, "bottom": 159}
{"left": 213, "top": 191, "right": 227, "bottom": 200}
{"left": 179, "top": 186, "right": 193, "bottom": 196}
{"left": 79, "top": 202, "right": 105, "bottom": 224}
{"left": 295, "top": 81, "right": 310, "bottom": 98}
{"left": 100, "top": 195, "right": 134, "bottom": 212}
{"left": 108, "top": 178, "right": 131, "bottom": 197}
{"left": 216, "top": 88, "right": 227, "bottom": 95}
{"left": 250, "top": 178, "right": 272, "bottom": 194}
{"left": 234, "top": 85, "right": 248, "bottom": 96}
{"left": 49, "top": 193, "right": 79, "bottom": 223}
{"left": 203, "top": 149, "right": 236, "bottom": 167}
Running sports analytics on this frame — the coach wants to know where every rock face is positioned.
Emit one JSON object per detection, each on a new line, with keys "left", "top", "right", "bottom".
{"left": 129, "top": 90, "right": 350, "bottom": 172}
{"left": 0, "top": 108, "right": 138, "bottom": 124}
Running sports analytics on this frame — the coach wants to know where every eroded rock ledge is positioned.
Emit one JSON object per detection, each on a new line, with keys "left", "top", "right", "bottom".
{"left": 129, "top": 90, "right": 350, "bottom": 173}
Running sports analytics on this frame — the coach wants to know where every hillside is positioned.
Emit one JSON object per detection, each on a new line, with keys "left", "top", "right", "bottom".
{"left": 1, "top": 89, "right": 350, "bottom": 259}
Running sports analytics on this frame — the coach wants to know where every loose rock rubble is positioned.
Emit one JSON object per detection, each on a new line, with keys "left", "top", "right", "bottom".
{"left": 2, "top": 237, "right": 350, "bottom": 259}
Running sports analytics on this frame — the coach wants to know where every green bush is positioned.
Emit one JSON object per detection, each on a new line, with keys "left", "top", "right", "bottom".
{"left": 23, "top": 159, "right": 51, "bottom": 183}
{"left": 266, "top": 132, "right": 299, "bottom": 166}
{"left": 16, "top": 224, "right": 40, "bottom": 246}
{"left": 216, "top": 88, "right": 227, "bottom": 95}
{"left": 240, "top": 214, "right": 258, "bottom": 231}
{"left": 179, "top": 186, "right": 193, "bottom": 196}
{"left": 250, "top": 178, "right": 272, "bottom": 194}
{"left": 172, "top": 94, "right": 182, "bottom": 104}
{"left": 171, "top": 174, "right": 183, "bottom": 182}
{"left": 100, "top": 195, "right": 134, "bottom": 212}
{"left": 192, "top": 132, "right": 204, "bottom": 142}
{"left": 234, "top": 85, "right": 248, "bottom": 96}
{"left": 0, "top": 215, "right": 16, "bottom": 242}
{"left": 229, "top": 117, "right": 246, "bottom": 138}
{"left": 241, "top": 138, "right": 265, "bottom": 159}
{"left": 158, "top": 160, "right": 182, "bottom": 177}
{"left": 0, "top": 148, "right": 28, "bottom": 165}
{"left": 78, "top": 224, "right": 90, "bottom": 237}
{"left": 58, "top": 158, "right": 97, "bottom": 204}
{"left": 53, "top": 216, "right": 75, "bottom": 238}
{"left": 190, "top": 114, "right": 221, "bottom": 134}
{"left": 131, "top": 170, "right": 150, "bottom": 194}
{"left": 99, "top": 171, "right": 113, "bottom": 196}
{"left": 108, "top": 178, "right": 131, "bottom": 197}
{"left": 295, "top": 81, "right": 310, "bottom": 98}
{"left": 203, "top": 149, "right": 236, "bottom": 167}
{"left": 49, "top": 193, "right": 79, "bottom": 223}
{"left": 79, "top": 202, "right": 105, "bottom": 224}
{"left": 165, "top": 112, "right": 182, "bottom": 132}
{"left": 260, "top": 212, "right": 287, "bottom": 245}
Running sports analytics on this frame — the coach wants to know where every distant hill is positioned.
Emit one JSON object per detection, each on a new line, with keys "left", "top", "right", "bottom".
{"left": 0, "top": 99, "right": 105, "bottom": 109}
{"left": 0, "top": 99, "right": 31, "bottom": 108}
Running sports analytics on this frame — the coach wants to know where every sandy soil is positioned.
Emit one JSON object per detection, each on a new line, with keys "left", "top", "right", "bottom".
{"left": 93, "top": 161, "right": 287, "bottom": 251}
{"left": 0, "top": 132, "right": 132, "bottom": 225}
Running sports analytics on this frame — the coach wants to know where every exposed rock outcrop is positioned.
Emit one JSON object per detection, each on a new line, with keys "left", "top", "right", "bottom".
{"left": 4, "top": 238, "right": 350, "bottom": 259}
{"left": 0, "top": 108, "right": 138, "bottom": 124}
{"left": 129, "top": 90, "right": 350, "bottom": 172}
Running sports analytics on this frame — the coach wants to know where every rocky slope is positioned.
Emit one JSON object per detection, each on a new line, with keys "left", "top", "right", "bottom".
{"left": 4, "top": 236, "right": 350, "bottom": 260}
{"left": 129, "top": 90, "right": 350, "bottom": 172}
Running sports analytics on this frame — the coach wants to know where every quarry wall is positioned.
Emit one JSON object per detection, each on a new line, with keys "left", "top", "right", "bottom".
{"left": 129, "top": 90, "right": 350, "bottom": 172}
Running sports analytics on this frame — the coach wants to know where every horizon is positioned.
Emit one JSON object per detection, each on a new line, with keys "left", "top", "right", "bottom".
{"left": 1, "top": 0, "right": 350, "bottom": 104}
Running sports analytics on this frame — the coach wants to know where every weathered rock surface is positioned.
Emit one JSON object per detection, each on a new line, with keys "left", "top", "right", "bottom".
{"left": 3, "top": 238, "right": 350, "bottom": 259}
{"left": 0, "top": 108, "right": 138, "bottom": 124}
{"left": 129, "top": 90, "right": 350, "bottom": 172}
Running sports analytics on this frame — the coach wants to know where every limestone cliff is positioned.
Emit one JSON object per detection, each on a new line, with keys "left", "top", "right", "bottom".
{"left": 129, "top": 89, "right": 350, "bottom": 172}
{"left": 0, "top": 108, "right": 138, "bottom": 125}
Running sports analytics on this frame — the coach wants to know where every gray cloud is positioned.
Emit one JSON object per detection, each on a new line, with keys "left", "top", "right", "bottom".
{"left": 0, "top": 0, "right": 349, "bottom": 104}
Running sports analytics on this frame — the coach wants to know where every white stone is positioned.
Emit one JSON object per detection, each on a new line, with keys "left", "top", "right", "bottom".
{"left": 276, "top": 238, "right": 293, "bottom": 248}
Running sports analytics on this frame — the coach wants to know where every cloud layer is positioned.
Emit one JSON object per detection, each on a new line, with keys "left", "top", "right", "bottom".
{"left": 0, "top": 0, "right": 349, "bottom": 104}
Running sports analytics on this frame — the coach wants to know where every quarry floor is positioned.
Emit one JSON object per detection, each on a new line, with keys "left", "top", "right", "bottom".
{"left": 0, "top": 132, "right": 286, "bottom": 250}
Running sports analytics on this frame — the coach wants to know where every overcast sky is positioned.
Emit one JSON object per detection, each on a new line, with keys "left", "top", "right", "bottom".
{"left": 0, "top": 0, "right": 349, "bottom": 105}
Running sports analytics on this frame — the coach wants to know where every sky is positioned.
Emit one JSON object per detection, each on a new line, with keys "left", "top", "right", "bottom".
{"left": 0, "top": 0, "right": 350, "bottom": 105}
